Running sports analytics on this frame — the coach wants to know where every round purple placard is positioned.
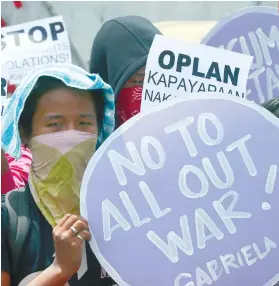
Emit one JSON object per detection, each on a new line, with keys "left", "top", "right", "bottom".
{"left": 202, "top": 7, "right": 279, "bottom": 105}
{"left": 81, "top": 94, "right": 279, "bottom": 286}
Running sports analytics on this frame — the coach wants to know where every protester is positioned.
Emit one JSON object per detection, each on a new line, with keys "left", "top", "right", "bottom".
{"left": 89, "top": 15, "right": 161, "bottom": 127}
{"left": 262, "top": 98, "right": 279, "bottom": 118}
{"left": 1, "top": 146, "right": 32, "bottom": 194}
{"left": 1, "top": 64, "right": 116, "bottom": 286}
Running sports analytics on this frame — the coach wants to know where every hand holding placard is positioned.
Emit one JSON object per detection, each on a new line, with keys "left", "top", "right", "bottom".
{"left": 81, "top": 94, "right": 279, "bottom": 286}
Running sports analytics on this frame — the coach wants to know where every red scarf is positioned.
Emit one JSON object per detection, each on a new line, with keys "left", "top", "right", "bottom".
{"left": 116, "top": 86, "right": 143, "bottom": 127}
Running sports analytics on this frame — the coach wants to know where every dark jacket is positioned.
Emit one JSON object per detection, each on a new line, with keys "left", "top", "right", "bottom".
{"left": 89, "top": 16, "right": 162, "bottom": 98}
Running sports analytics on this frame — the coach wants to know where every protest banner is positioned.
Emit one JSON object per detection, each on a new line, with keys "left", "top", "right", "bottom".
{"left": 81, "top": 94, "right": 279, "bottom": 286}
{"left": 1, "top": 16, "right": 71, "bottom": 85}
{"left": 1, "top": 64, "right": 10, "bottom": 116}
{"left": 140, "top": 35, "right": 253, "bottom": 112}
{"left": 202, "top": 6, "right": 279, "bottom": 105}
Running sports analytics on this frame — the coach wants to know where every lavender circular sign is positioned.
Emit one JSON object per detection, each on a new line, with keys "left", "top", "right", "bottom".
{"left": 81, "top": 94, "right": 279, "bottom": 286}
{"left": 202, "top": 7, "right": 279, "bottom": 105}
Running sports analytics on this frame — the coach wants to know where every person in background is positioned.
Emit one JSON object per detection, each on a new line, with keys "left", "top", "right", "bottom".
{"left": 1, "top": 80, "right": 32, "bottom": 194}
{"left": 1, "top": 64, "right": 116, "bottom": 286}
{"left": 262, "top": 98, "right": 279, "bottom": 118}
{"left": 1, "top": 146, "right": 32, "bottom": 194}
{"left": 89, "top": 15, "right": 161, "bottom": 127}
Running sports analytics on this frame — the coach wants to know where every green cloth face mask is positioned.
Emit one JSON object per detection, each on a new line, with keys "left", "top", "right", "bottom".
{"left": 29, "top": 130, "right": 97, "bottom": 227}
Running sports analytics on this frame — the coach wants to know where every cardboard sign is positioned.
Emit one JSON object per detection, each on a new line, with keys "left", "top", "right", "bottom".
{"left": 202, "top": 6, "right": 279, "bottom": 105}
{"left": 1, "top": 65, "right": 10, "bottom": 116}
{"left": 141, "top": 35, "right": 253, "bottom": 112}
{"left": 1, "top": 16, "right": 71, "bottom": 85}
{"left": 81, "top": 94, "right": 279, "bottom": 286}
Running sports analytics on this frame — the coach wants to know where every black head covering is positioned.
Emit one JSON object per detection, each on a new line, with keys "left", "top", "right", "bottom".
{"left": 89, "top": 16, "right": 162, "bottom": 98}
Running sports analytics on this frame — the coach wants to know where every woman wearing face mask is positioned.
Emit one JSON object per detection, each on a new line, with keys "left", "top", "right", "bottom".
{"left": 1, "top": 64, "right": 116, "bottom": 286}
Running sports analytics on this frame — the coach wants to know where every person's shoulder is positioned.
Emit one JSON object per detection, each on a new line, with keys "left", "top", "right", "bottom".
{"left": 1, "top": 186, "right": 29, "bottom": 218}
{"left": 1, "top": 193, "right": 7, "bottom": 205}
{"left": 1, "top": 191, "right": 10, "bottom": 212}
{"left": 1, "top": 186, "right": 31, "bottom": 242}
{"left": 2, "top": 193, "right": 10, "bottom": 233}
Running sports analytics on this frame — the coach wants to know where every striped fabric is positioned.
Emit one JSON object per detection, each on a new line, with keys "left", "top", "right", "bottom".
{"left": 1, "top": 64, "right": 115, "bottom": 159}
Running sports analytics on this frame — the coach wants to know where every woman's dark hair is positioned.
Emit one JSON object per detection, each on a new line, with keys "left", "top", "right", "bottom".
{"left": 262, "top": 98, "right": 279, "bottom": 118}
{"left": 19, "top": 76, "right": 104, "bottom": 138}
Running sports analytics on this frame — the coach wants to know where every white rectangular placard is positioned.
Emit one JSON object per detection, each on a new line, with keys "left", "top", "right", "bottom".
{"left": 141, "top": 35, "right": 253, "bottom": 111}
{"left": 1, "top": 65, "right": 10, "bottom": 116}
{"left": 1, "top": 16, "right": 71, "bottom": 85}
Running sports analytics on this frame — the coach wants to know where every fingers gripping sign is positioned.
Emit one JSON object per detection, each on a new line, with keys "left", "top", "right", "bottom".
{"left": 52, "top": 214, "right": 91, "bottom": 280}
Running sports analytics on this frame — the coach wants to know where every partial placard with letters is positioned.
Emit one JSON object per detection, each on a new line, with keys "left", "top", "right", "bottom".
{"left": 202, "top": 6, "right": 279, "bottom": 105}
{"left": 81, "top": 94, "right": 279, "bottom": 286}
{"left": 1, "top": 65, "right": 10, "bottom": 116}
{"left": 1, "top": 16, "right": 71, "bottom": 85}
{"left": 141, "top": 35, "right": 253, "bottom": 112}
